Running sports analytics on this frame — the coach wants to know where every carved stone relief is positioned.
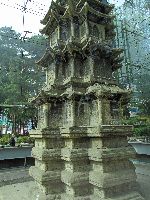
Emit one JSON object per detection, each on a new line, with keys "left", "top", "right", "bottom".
{"left": 74, "top": 98, "right": 91, "bottom": 126}
{"left": 89, "top": 22, "right": 105, "bottom": 41}
{"left": 60, "top": 20, "right": 70, "bottom": 42}
{"left": 48, "top": 101, "right": 63, "bottom": 128}
{"left": 74, "top": 54, "right": 85, "bottom": 78}
{"left": 93, "top": 25, "right": 99, "bottom": 38}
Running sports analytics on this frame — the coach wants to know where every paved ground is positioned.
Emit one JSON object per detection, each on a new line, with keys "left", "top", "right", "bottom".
{"left": 0, "top": 167, "right": 33, "bottom": 187}
{"left": 134, "top": 160, "right": 150, "bottom": 200}
{"left": 0, "top": 161, "right": 150, "bottom": 200}
{"left": 0, "top": 181, "right": 38, "bottom": 200}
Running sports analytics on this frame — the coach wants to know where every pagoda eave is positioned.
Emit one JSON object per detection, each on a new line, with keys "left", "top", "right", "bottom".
{"left": 40, "top": 7, "right": 51, "bottom": 25}
{"left": 111, "top": 48, "right": 124, "bottom": 57}
{"left": 79, "top": 2, "right": 115, "bottom": 21}
{"left": 40, "top": 11, "right": 60, "bottom": 35}
{"left": 30, "top": 90, "right": 56, "bottom": 105}
{"left": 112, "top": 64, "right": 123, "bottom": 71}
{"left": 86, "top": 84, "right": 130, "bottom": 99}
{"left": 77, "top": 0, "right": 114, "bottom": 14}
{"left": 41, "top": 1, "right": 65, "bottom": 25}
{"left": 36, "top": 48, "right": 54, "bottom": 68}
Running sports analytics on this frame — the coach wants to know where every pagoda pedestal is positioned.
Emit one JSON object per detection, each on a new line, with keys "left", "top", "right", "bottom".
{"left": 29, "top": 129, "right": 65, "bottom": 200}
{"left": 29, "top": 103, "right": 65, "bottom": 200}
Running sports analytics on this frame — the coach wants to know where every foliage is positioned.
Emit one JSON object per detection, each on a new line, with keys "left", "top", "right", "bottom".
{"left": 122, "top": 116, "right": 150, "bottom": 136}
{"left": 0, "top": 134, "right": 34, "bottom": 145}
{"left": 138, "top": 100, "right": 150, "bottom": 116}
{"left": 17, "top": 136, "right": 34, "bottom": 144}
{"left": 0, "top": 26, "right": 47, "bottom": 104}
{"left": 0, "top": 26, "right": 47, "bottom": 131}
{"left": 134, "top": 73, "right": 150, "bottom": 116}
{"left": 115, "top": 0, "right": 150, "bottom": 116}
{"left": 134, "top": 126, "right": 150, "bottom": 137}
{"left": 0, "top": 134, "right": 11, "bottom": 145}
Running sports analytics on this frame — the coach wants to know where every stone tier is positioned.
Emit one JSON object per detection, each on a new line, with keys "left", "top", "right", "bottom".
{"left": 29, "top": 128, "right": 65, "bottom": 199}
{"left": 61, "top": 135, "right": 92, "bottom": 200}
{"left": 36, "top": 41, "right": 123, "bottom": 72}
{"left": 60, "top": 125, "right": 144, "bottom": 200}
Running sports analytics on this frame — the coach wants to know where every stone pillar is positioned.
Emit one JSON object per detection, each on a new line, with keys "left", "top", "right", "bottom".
{"left": 60, "top": 99, "right": 92, "bottom": 199}
{"left": 89, "top": 125, "right": 144, "bottom": 200}
{"left": 43, "top": 103, "right": 49, "bottom": 128}
{"left": 58, "top": 25, "right": 60, "bottom": 41}
{"left": 70, "top": 58, "right": 75, "bottom": 78}
{"left": 29, "top": 102, "right": 65, "bottom": 200}
{"left": 85, "top": 18, "right": 89, "bottom": 38}
{"left": 70, "top": 17, "right": 75, "bottom": 40}
{"left": 61, "top": 132, "right": 92, "bottom": 200}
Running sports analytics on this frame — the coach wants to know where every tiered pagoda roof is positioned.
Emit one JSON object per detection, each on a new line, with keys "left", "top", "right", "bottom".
{"left": 36, "top": 38, "right": 124, "bottom": 72}
{"left": 30, "top": 82, "right": 131, "bottom": 106}
{"left": 33, "top": 0, "right": 125, "bottom": 104}
{"left": 40, "top": 0, "right": 115, "bottom": 35}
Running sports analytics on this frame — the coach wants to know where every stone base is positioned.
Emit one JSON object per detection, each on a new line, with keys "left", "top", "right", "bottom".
{"left": 91, "top": 192, "right": 145, "bottom": 200}
{"left": 35, "top": 193, "right": 61, "bottom": 200}
{"left": 61, "top": 194, "right": 91, "bottom": 200}
{"left": 30, "top": 125, "right": 145, "bottom": 200}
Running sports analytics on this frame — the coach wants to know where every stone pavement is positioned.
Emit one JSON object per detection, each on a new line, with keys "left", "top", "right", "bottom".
{"left": 0, "top": 167, "right": 33, "bottom": 187}
{"left": 0, "top": 181, "right": 38, "bottom": 200}
{"left": 134, "top": 160, "right": 150, "bottom": 200}
{"left": 0, "top": 161, "right": 150, "bottom": 200}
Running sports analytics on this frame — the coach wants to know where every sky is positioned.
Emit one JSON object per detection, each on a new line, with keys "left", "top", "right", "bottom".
{"left": 0, "top": 0, "right": 125, "bottom": 36}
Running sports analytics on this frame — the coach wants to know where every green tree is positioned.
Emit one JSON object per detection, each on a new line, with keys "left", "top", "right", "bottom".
{"left": 0, "top": 26, "right": 47, "bottom": 133}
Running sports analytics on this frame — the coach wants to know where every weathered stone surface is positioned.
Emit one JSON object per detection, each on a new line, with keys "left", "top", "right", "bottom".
{"left": 91, "top": 192, "right": 144, "bottom": 200}
{"left": 29, "top": 166, "right": 61, "bottom": 183}
{"left": 29, "top": 0, "right": 145, "bottom": 199}
{"left": 88, "top": 147, "right": 136, "bottom": 161}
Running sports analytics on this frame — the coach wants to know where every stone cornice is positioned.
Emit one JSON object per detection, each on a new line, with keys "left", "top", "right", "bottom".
{"left": 60, "top": 125, "right": 133, "bottom": 138}
{"left": 29, "top": 83, "right": 131, "bottom": 105}
{"left": 79, "top": 2, "right": 115, "bottom": 20}
{"left": 77, "top": 0, "right": 114, "bottom": 14}
{"left": 88, "top": 146, "right": 135, "bottom": 161}
{"left": 36, "top": 39, "right": 123, "bottom": 70}
{"left": 29, "top": 166, "right": 61, "bottom": 184}
{"left": 32, "top": 147, "right": 61, "bottom": 161}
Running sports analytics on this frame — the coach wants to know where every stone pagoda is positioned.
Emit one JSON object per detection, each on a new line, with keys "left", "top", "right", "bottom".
{"left": 30, "top": 0, "right": 144, "bottom": 199}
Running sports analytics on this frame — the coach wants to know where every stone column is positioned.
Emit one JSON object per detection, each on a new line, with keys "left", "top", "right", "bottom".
{"left": 60, "top": 99, "right": 92, "bottom": 199}
{"left": 61, "top": 133, "right": 92, "bottom": 200}
{"left": 43, "top": 103, "right": 49, "bottom": 128}
{"left": 58, "top": 24, "right": 60, "bottom": 41}
{"left": 70, "top": 17, "right": 75, "bottom": 40}
{"left": 70, "top": 58, "right": 75, "bottom": 80}
{"left": 85, "top": 18, "right": 89, "bottom": 38}
{"left": 29, "top": 102, "right": 65, "bottom": 200}
{"left": 89, "top": 125, "right": 144, "bottom": 200}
